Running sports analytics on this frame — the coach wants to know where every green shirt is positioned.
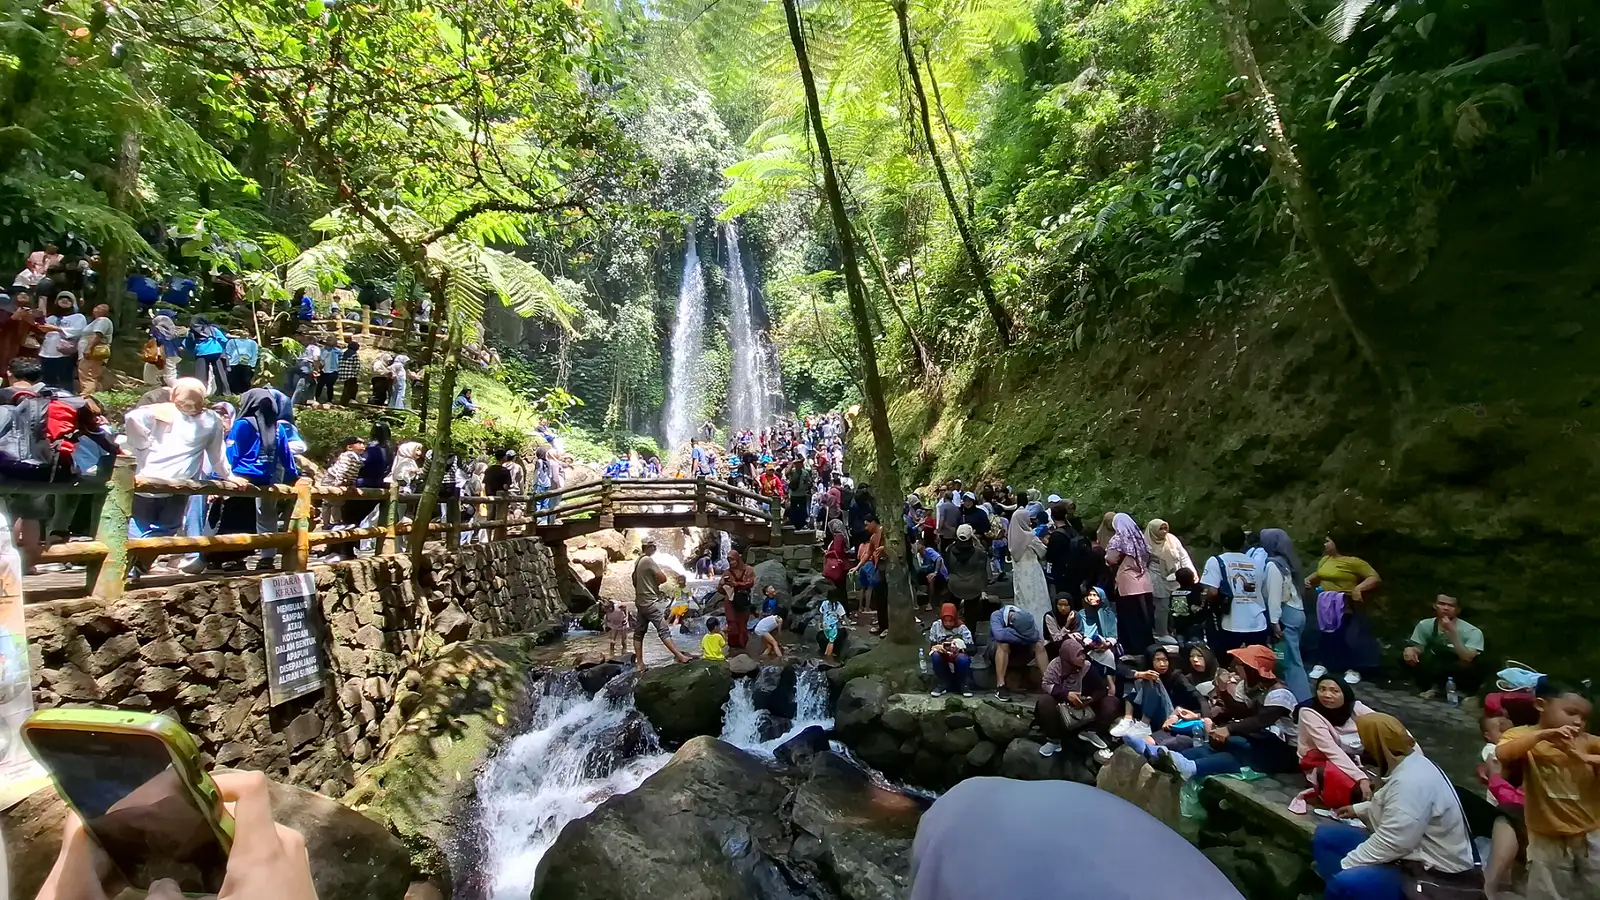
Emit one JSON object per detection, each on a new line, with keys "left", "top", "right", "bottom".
{"left": 1407, "top": 617, "right": 1484, "bottom": 656}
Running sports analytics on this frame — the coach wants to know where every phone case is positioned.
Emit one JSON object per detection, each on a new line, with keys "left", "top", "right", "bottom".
{"left": 21, "top": 710, "right": 235, "bottom": 871}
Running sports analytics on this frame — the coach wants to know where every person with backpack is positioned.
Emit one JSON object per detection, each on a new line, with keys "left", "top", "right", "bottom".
{"left": 211, "top": 388, "right": 305, "bottom": 572}
{"left": 183, "top": 316, "right": 228, "bottom": 396}
{"left": 1201, "top": 525, "right": 1272, "bottom": 654}
{"left": 1045, "top": 502, "right": 1090, "bottom": 603}
{"left": 143, "top": 315, "right": 184, "bottom": 386}
{"left": 37, "top": 292, "right": 85, "bottom": 391}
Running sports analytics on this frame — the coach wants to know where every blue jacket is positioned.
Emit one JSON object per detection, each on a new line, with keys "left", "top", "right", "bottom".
{"left": 225, "top": 420, "right": 304, "bottom": 484}
{"left": 186, "top": 326, "right": 226, "bottom": 358}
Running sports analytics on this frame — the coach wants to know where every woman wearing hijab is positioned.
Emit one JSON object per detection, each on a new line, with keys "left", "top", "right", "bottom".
{"left": 388, "top": 354, "right": 410, "bottom": 410}
{"left": 1105, "top": 512, "right": 1156, "bottom": 655}
{"left": 1008, "top": 506, "right": 1050, "bottom": 624}
{"left": 184, "top": 315, "right": 229, "bottom": 395}
{"left": 1297, "top": 675, "right": 1377, "bottom": 810}
{"left": 212, "top": 388, "right": 303, "bottom": 572}
{"left": 1312, "top": 713, "right": 1478, "bottom": 900}
{"left": 719, "top": 549, "right": 756, "bottom": 649}
{"left": 144, "top": 315, "right": 185, "bottom": 387}
{"left": 1144, "top": 518, "right": 1196, "bottom": 639}
{"left": 927, "top": 603, "right": 974, "bottom": 696}
{"left": 1259, "top": 527, "right": 1312, "bottom": 701}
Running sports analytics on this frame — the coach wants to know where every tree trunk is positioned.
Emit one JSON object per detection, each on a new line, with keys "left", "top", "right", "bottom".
{"left": 412, "top": 274, "right": 447, "bottom": 434}
{"left": 410, "top": 320, "right": 463, "bottom": 574}
{"left": 1214, "top": 0, "right": 1392, "bottom": 392}
{"left": 784, "top": 0, "right": 915, "bottom": 644}
{"left": 102, "top": 70, "right": 143, "bottom": 330}
{"left": 920, "top": 45, "right": 976, "bottom": 219}
{"left": 895, "top": 0, "right": 1013, "bottom": 347}
{"left": 854, "top": 216, "right": 934, "bottom": 375}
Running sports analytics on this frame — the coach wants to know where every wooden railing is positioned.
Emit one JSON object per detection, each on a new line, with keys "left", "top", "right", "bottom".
{"left": 5, "top": 463, "right": 780, "bottom": 602}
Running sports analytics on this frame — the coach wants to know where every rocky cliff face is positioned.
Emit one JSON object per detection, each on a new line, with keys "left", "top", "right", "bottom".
{"left": 875, "top": 153, "right": 1600, "bottom": 680}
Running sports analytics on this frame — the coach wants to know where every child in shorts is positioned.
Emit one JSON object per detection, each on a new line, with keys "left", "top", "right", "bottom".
{"left": 1496, "top": 679, "right": 1600, "bottom": 900}
{"left": 753, "top": 613, "right": 783, "bottom": 659}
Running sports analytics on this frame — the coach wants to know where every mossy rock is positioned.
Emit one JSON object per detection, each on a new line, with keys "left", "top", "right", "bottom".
{"left": 830, "top": 640, "right": 924, "bottom": 697}
{"left": 343, "top": 635, "right": 545, "bottom": 881}
{"left": 633, "top": 659, "right": 733, "bottom": 746}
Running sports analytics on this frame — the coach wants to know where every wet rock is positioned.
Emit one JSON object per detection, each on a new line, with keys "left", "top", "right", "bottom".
{"left": 999, "top": 738, "right": 1058, "bottom": 780}
{"left": 575, "top": 662, "right": 625, "bottom": 696}
{"left": 634, "top": 659, "right": 734, "bottom": 745}
{"left": 966, "top": 740, "right": 998, "bottom": 770}
{"left": 1096, "top": 747, "right": 1184, "bottom": 833}
{"left": 751, "top": 559, "right": 791, "bottom": 611}
{"left": 751, "top": 663, "right": 799, "bottom": 717}
{"left": 972, "top": 701, "right": 1030, "bottom": 745}
{"left": 834, "top": 676, "right": 889, "bottom": 732}
{"left": 774, "top": 724, "right": 830, "bottom": 768}
{"left": 728, "top": 653, "right": 761, "bottom": 677}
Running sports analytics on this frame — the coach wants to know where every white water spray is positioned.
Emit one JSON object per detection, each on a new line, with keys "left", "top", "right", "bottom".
{"left": 719, "top": 666, "right": 834, "bottom": 756}
{"left": 475, "top": 674, "right": 669, "bottom": 900}
{"left": 663, "top": 228, "right": 707, "bottom": 450}
{"left": 723, "top": 223, "right": 782, "bottom": 434}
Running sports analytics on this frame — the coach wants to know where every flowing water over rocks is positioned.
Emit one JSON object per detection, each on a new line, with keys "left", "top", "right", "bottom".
{"left": 663, "top": 228, "right": 708, "bottom": 449}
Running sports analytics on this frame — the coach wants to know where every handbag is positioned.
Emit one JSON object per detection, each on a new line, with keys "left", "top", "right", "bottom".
{"left": 89, "top": 342, "right": 111, "bottom": 361}
{"left": 141, "top": 339, "right": 164, "bottom": 365}
{"left": 1398, "top": 759, "right": 1485, "bottom": 899}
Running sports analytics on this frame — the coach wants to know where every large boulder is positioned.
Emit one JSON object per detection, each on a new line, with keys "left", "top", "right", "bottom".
{"left": 834, "top": 676, "right": 889, "bottom": 733}
{"left": 5, "top": 778, "right": 414, "bottom": 900}
{"left": 633, "top": 659, "right": 734, "bottom": 745}
{"left": 752, "top": 559, "right": 791, "bottom": 611}
{"left": 533, "top": 738, "right": 915, "bottom": 900}
{"left": 1095, "top": 747, "right": 1187, "bottom": 835}
{"left": 344, "top": 635, "right": 546, "bottom": 881}
{"left": 829, "top": 642, "right": 924, "bottom": 697}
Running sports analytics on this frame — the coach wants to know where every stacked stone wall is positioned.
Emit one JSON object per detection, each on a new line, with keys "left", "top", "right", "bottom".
{"left": 25, "top": 537, "right": 564, "bottom": 795}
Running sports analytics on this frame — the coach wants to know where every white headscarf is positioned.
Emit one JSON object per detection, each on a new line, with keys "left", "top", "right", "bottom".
{"left": 1008, "top": 503, "right": 1038, "bottom": 556}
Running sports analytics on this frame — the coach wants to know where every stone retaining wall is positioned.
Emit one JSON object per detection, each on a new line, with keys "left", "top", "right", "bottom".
{"left": 747, "top": 541, "right": 820, "bottom": 574}
{"left": 26, "top": 537, "right": 565, "bottom": 796}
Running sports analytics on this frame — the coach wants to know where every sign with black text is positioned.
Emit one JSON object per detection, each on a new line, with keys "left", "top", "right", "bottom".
{"left": 261, "top": 573, "right": 327, "bottom": 706}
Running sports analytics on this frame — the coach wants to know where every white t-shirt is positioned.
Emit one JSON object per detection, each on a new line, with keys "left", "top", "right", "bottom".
{"left": 123, "top": 406, "right": 231, "bottom": 481}
{"left": 12, "top": 269, "right": 41, "bottom": 289}
{"left": 754, "top": 615, "right": 782, "bottom": 636}
{"left": 39, "top": 313, "right": 86, "bottom": 359}
{"left": 1202, "top": 551, "right": 1268, "bottom": 633}
{"left": 80, "top": 316, "right": 113, "bottom": 358}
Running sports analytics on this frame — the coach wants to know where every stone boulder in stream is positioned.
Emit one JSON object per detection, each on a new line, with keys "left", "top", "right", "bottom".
{"left": 533, "top": 736, "right": 917, "bottom": 900}
{"left": 753, "top": 559, "right": 791, "bottom": 610}
{"left": 633, "top": 659, "right": 734, "bottom": 745}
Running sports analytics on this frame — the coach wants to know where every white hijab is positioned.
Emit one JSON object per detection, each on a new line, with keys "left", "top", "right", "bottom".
{"left": 1008, "top": 504, "right": 1038, "bottom": 556}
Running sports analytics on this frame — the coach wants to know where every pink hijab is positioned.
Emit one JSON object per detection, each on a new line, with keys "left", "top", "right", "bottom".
{"left": 1106, "top": 512, "right": 1150, "bottom": 571}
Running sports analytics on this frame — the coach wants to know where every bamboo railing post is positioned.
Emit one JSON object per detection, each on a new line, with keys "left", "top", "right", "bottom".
{"left": 285, "top": 477, "right": 313, "bottom": 572}
{"left": 89, "top": 456, "right": 134, "bottom": 600}
{"left": 694, "top": 477, "right": 709, "bottom": 528}
{"left": 446, "top": 493, "right": 463, "bottom": 545}
{"left": 598, "top": 479, "right": 615, "bottom": 530}
{"left": 380, "top": 481, "right": 400, "bottom": 556}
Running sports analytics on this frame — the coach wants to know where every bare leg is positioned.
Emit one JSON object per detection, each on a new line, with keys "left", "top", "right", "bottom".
{"left": 634, "top": 634, "right": 647, "bottom": 671}
{"left": 658, "top": 630, "right": 690, "bottom": 663}
{"left": 994, "top": 642, "right": 1011, "bottom": 694}
{"left": 1032, "top": 641, "right": 1049, "bottom": 678}
{"left": 1483, "top": 817, "right": 1518, "bottom": 900}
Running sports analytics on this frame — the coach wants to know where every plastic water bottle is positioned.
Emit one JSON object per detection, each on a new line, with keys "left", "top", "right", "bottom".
{"left": 919, "top": 652, "right": 931, "bottom": 676}
{"left": 1446, "top": 677, "right": 1459, "bottom": 707}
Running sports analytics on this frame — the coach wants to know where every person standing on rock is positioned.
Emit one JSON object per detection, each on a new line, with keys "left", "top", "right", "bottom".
{"left": 633, "top": 540, "right": 691, "bottom": 670}
{"left": 718, "top": 549, "right": 757, "bottom": 649}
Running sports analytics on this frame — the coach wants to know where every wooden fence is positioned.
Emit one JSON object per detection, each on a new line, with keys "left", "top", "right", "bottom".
{"left": 5, "top": 461, "right": 780, "bottom": 603}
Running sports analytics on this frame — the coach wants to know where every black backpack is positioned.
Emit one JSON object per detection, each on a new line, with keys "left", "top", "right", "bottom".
{"left": 0, "top": 388, "right": 85, "bottom": 479}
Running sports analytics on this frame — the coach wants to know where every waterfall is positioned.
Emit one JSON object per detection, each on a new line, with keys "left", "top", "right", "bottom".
{"left": 474, "top": 672, "right": 669, "bottom": 900}
{"left": 723, "top": 223, "right": 782, "bottom": 434}
{"left": 719, "top": 666, "right": 834, "bottom": 756}
{"left": 662, "top": 228, "right": 707, "bottom": 451}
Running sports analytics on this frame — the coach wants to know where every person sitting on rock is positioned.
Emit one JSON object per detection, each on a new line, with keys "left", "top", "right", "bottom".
{"left": 927, "top": 603, "right": 974, "bottom": 697}
{"left": 1151, "top": 645, "right": 1299, "bottom": 781}
{"left": 1043, "top": 595, "right": 1076, "bottom": 660}
{"left": 1402, "top": 593, "right": 1486, "bottom": 700}
{"left": 1036, "top": 631, "right": 1116, "bottom": 761}
{"left": 989, "top": 604, "right": 1049, "bottom": 700}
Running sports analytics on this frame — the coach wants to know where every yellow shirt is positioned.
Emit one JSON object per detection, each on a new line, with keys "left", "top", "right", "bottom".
{"left": 1500, "top": 726, "right": 1600, "bottom": 836}
{"left": 701, "top": 632, "right": 728, "bottom": 661}
{"left": 1314, "top": 555, "right": 1377, "bottom": 594}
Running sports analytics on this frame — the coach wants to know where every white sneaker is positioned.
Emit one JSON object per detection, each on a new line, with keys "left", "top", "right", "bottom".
{"left": 1308, "top": 665, "right": 1328, "bottom": 680}
{"left": 931, "top": 688, "right": 946, "bottom": 697}
{"left": 1095, "top": 748, "right": 1114, "bottom": 764}
{"left": 1038, "top": 741, "right": 1061, "bottom": 757}
{"left": 1110, "top": 717, "right": 1134, "bottom": 738}
{"left": 1078, "top": 731, "right": 1109, "bottom": 751}
{"left": 1124, "top": 721, "right": 1153, "bottom": 742}
{"left": 1343, "top": 670, "right": 1362, "bottom": 685}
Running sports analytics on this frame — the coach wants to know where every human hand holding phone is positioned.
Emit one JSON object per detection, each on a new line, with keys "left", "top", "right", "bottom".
{"left": 38, "top": 770, "right": 316, "bottom": 900}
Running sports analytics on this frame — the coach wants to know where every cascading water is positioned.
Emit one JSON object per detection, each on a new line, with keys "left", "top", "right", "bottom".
{"left": 720, "top": 665, "right": 834, "bottom": 755}
{"left": 473, "top": 671, "right": 669, "bottom": 900}
{"left": 723, "top": 222, "right": 783, "bottom": 434}
{"left": 662, "top": 228, "right": 707, "bottom": 451}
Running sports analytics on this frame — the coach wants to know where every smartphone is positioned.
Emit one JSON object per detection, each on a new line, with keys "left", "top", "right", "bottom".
{"left": 21, "top": 709, "right": 233, "bottom": 894}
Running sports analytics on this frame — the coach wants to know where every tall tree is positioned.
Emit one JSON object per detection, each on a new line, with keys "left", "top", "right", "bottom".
{"left": 1213, "top": 0, "right": 1388, "bottom": 388}
{"left": 895, "top": 0, "right": 1013, "bottom": 347}
{"left": 783, "top": 0, "right": 916, "bottom": 644}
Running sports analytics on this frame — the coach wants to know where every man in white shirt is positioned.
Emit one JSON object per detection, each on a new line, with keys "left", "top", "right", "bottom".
{"left": 76, "top": 304, "right": 113, "bottom": 395}
{"left": 1201, "top": 525, "right": 1271, "bottom": 654}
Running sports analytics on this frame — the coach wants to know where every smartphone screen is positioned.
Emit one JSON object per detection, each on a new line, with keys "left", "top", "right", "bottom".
{"left": 27, "top": 728, "right": 228, "bottom": 893}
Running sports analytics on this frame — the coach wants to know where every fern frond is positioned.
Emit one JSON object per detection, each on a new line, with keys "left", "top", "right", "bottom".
{"left": 1323, "top": 0, "right": 1376, "bottom": 43}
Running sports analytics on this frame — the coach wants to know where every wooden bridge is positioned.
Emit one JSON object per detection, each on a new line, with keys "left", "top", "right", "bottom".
{"left": 6, "top": 464, "right": 780, "bottom": 603}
